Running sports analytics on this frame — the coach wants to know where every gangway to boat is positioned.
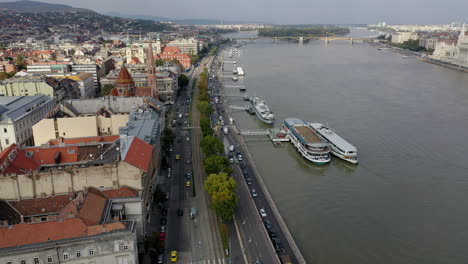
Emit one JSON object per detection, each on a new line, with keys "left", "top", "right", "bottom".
{"left": 221, "top": 61, "right": 237, "bottom": 64}
{"left": 224, "top": 85, "right": 246, "bottom": 91}
{"left": 240, "top": 130, "right": 270, "bottom": 136}
{"left": 229, "top": 105, "right": 249, "bottom": 111}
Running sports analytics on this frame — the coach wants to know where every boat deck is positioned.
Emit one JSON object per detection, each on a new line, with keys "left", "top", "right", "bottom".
{"left": 294, "top": 126, "right": 321, "bottom": 143}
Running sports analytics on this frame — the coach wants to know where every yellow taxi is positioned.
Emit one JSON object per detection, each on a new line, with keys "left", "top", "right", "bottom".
{"left": 170, "top": 251, "right": 177, "bottom": 262}
{"left": 175, "top": 154, "right": 180, "bottom": 160}
{"left": 186, "top": 181, "right": 191, "bottom": 187}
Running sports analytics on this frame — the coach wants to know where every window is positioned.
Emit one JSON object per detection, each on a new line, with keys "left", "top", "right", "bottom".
{"left": 40, "top": 217, "right": 47, "bottom": 222}
{"left": 63, "top": 253, "right": 68, "bottom": 260}
{"left": 33, "top": 258, "right": 39, "bottom": 264}
{"left": 3, "top": 128, "right": 6, "bottom": 133}
{"left": 76, "top": 250, "right": 81, "bottom": 258}
{"left": 47, "top": 256, "right": 53, "bottom": 263}
{"left": 20, "top": 260, "right": 26, "bottom": 264}
{"left": 123, "top": 244, "right": 128, "bottom": 250}
{"left": 88, "top": 248, "right": 94, "bottom": 256}
{"left": 5, "top": 139, "right": 9, "bottom": 145}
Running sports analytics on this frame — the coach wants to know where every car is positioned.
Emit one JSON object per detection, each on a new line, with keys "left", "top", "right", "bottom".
{"left": 243, "top": 171, "right": 249, "bottom": 178}
{"left": 157, "top": 254, "right": 164, "bottom": 264}
{"left": 177, "top": 208, "right": 183, "bottom": 216}
{"left": 251, "top": 188, "right": 258, "bottom": 198}
{"left": 167, "top": 171, "right": 171, "bottom": 178}
{"left": 169, "top": 147, "right": 173, "bottom": 152}
{"left": 272, "top": 238, "right": 283, "bottom": 252}
{"left": 264, "top": 220, "right": 272, "bottom": 229}
{"left": 160, "top": 225, "right": 166, "bottom": 233}
{"left": 167, "top": 167, "right": 171, "bottom": 173}
{"left": 228, "top": 153, "right": 234, "bottom": 158}
{"left": 229, "top": 158, "right": 234, "bottom": 164}
{"left": 159, "top": 232, "right": 165, "bottom": 241}
{"left": 239, "top": 163, "right": 246, "bottom": 169}
{"left": 170, "top": 251, "right": 177, "bottom": 262}
{"left": 246, "top": 178, "right": 252, "bottom": 185}
{"left": 160, "top": 217, "right": 167, "bottom": 225}
{"left": 237, "top": 154, "right": 243, "bottom": 161}
{"left": 175, "top": 154, "right": 180, "bottom": 160}
{"left": 186, "top": 181, "right": 191, "bottom": 187}
{"left": 161, "top": 208, "right": 167, "bottom": 216}
{"left": 186, "top": 159, "right": 191, "bottom": 164}
{"left": 185, "top": 172, "right": 192, "bottom": 179}
{"left": 268, "top": 229, "right": 278, "bottom": 239}
{"left": 186, "top": 137, "right": 190, "bottom": 142}
{"left": 259, "top": 208, "right": 267, "bottom": 217}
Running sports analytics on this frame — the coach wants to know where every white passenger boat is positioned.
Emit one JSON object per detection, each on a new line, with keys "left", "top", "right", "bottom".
{"left": 309, "top": 123, "right": 358, "bottom": 164}
{"left": 282, "top": 118, "right": 331, "bottom": 164}
{"left": 250, "top": 97, "right": 274, "bottom": 124}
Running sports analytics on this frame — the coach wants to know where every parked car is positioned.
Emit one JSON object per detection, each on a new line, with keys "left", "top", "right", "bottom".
{"left": 240, "top": 163, "right": 246, "bottom": 169}
{"left": 264, "top": 220, "right": 272, "bottom": 229}
{"left": 177, "top": 208, "right": 183, "bottom": 216}
{"left": 229, "top": 158, "right": 234, "bottom": 164}
{"left": 246, "top": 178, "right": 252, "bottom": 185}
{"left": 161, "top": 208, "right": 168, "bottom": 216}
{"left": 159, "top": 232, "right": 165, "bottom": 241}
{"left": 260, "top": 208, "right": 267, "bottom": 217}
{"left": 160, "top": 225, "right": 166, "bottom": 233}
{"left": 185, "top": 172, "right": 192, "bottom": 179}
{"left": 160, "top": 217, "right": 167, "bottom": 225}
{"left": 272, "top": 238, "right": 283, "bottom": 252}
{"left": 186, "top": 181, "right": 191, "bottom": 187}
{"left": 157, "top": 254, "right": 164, "bottom": 264}
{"left": 251, "top": 188, "right": 258, "bottom": 198}
{"left": 268, "top": 229, "right": 278, "bottom": 239}
{"left": 243, "top": 171, "right": 249, "bottom": 178}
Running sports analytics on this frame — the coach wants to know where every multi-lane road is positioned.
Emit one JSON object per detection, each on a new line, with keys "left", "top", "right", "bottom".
{"left": 149, "top": 46, "right": 303, "bottom": 264}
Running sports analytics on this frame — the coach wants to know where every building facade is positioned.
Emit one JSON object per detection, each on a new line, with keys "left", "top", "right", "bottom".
{"left": 0, "top": 95, "right": 55, "bottom": 151}
{"left": 166, "top": 38, "right": 199, "bottom": 55}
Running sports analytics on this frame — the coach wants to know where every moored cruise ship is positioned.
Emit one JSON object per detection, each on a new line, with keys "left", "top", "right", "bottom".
{"left": 250, "top": 97, "right": 274, "bottom": 124}
{"left": 310, "top": 123, "right": 358, "bottom": 164}
{"left": 282, "top": 118, "right": 331, "bottom": 164}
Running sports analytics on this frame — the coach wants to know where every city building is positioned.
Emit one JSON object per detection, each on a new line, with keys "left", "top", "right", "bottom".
{"left": 453, "top": 24, "right": 468, "bottom": 65}
{"left": 391, "top": 32, "right": 419, "bottom": 44}
{"left": 56, "top": 72, "right": 95, "bottom": 98}
{"left": 125, "top": 39, "right": 161, "bottom": 64}
{"left": 27, "top": 62, "right": 71, "bottom": 74}
{"left": 166, "top": 37, "right": 199, "bottom": 55}
{"left": 0, "top": 61, "right": 16, "bottom": 73}
{"left": 0, "top": 76, "right": 80, "bottom": 102}
{"left": 70, "top": 64, "right": 101, "bottom": 93}
{"left": 156, "top": 46, "right": 192, "bottom": 69}
{"left": 0, "top": 95, "right": 55, "bottom": 151}
{"left": 32, "top": 96, "right": 159, "bottom": 146}
{"left": 0, "top": 188, "right": 138, "bottom": 264}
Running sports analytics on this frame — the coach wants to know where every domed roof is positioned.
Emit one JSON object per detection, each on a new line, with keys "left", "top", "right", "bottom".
{"left": 115, "top": 66, "right": 134, "bottom": 86}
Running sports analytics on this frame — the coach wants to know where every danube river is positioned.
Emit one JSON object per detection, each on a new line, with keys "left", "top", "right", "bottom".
{"left": 222, "top": 29, "right": 468, "bottom": 264}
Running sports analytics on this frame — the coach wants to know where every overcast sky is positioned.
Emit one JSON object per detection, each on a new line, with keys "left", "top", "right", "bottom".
{"left": 3, "top": 0, "right": 468, "bottom": 24}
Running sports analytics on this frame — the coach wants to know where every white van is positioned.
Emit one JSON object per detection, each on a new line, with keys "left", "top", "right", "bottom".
{"left": 229, "top": 145, "right": 235, "bottom": 152}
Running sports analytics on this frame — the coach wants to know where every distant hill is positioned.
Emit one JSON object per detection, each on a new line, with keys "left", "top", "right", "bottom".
{"left": 105, "top": 12, "right": 266, "bottom": 25}
{"left": 0, "top": 0, "right": 95, "bottom": 13}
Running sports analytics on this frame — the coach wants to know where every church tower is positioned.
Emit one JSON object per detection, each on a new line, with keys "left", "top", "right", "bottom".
{"left": 147, "top": 39, "right": 158, "bottom": 99}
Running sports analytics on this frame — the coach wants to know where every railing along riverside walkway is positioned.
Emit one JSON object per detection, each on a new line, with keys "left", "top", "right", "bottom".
{"left": 231, "top": 36, "right": 381, "bottom": 44}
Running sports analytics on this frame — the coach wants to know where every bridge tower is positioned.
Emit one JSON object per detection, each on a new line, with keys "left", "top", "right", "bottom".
{"left": 299, "top": 37, "right": 304, "bottom": 44}
{"left": 349, "top": 38, "right": 354, "bottom": 45}
{"left": 274, "top": 37, "right": 277, "bottom": 43}
{"left": 324, "top": 37, "right": 330, "bottom": 44}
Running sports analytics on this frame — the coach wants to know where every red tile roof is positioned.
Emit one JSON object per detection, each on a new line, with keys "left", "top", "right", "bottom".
{"left": 0, "top": 218, "right": 126, "bottom": 248}
{"left": 123, "top": 137, "right": 152, "bottom": 172}
{"left": 161, "top": 46, "right": 181, "bottom": 54}
{"left": 115, "top": 66, "right": 134, "bottom": 85}
{"left": 0, "top": 144, "right": 39, "bottom": 174}
{"left": 10, "top": 194, "right": 74, "bottom": 216}
{"left": 77, "top": 188, "right": 107, "bottom": 226}
{"left": 103, "top": 187, "right": 139, "bottom": 199}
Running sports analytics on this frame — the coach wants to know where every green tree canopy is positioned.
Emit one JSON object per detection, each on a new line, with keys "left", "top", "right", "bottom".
{"left": 200, "top": 136, "right": 224, "bottom": 157}
{"left": 200, "top": 116, "right": 214, "bottom": 137}
{"left": 101, "top": 84, "right": 114, "bottom": 96}
{"left": 156, "top": 59, "right": 164, "bottom": 66}
{"left": 197, "top": 101, "right": 213, "bottom": 116}
{"left": 204, "top": 172, "right": 237, "bottom": 221}
{"left": 163, "top": 127, "right": 175, "bottom": 146}
{"left": 203, "top": 155, "right": 232, "bottom": 175}
{"left": 178, "top": 74, "right": 189, "bottom": 88}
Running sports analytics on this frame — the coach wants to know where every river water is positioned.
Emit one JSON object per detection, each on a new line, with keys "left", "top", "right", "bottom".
{"left": 222, "top": 29, "right": 468, "bottom": 264}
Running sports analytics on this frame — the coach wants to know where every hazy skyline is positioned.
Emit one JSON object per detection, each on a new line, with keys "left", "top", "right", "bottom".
{"left": 1, "top": 0, "right": 467, "bottom": 24}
